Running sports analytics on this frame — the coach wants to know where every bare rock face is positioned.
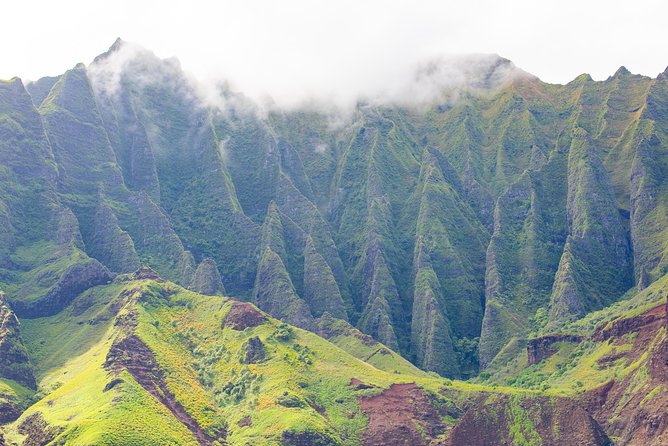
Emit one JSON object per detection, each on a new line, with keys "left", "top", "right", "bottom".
{"left": 526, "top": 334, "right": 583, "bottom": 365}
{"left": 581, "top": 298, "right": 668, "bottom": 445}
{"left": 0, "top": 293, "right": 36, "bottom": 389}
{"left": 189, "top": 258, "right": 225, "bottom": 296}
{"left": 358, "top": 383, "right": 447, "bottom": 446}
{"left": 0, "top": 398, "right": 23, "bottom": 424}
{"left": 121, "top": 265, "right": 164, "bottom": 282}
{"left": 281, "top": 430, "right": 340, "bottom": 446}
{"left": 11, "top": 259, "right": 113, "bottom": 318}
{"left": 445, "top": 395, "right": 610, "bottom": 446}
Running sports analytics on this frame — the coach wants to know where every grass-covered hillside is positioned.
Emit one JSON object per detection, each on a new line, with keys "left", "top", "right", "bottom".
{"left": 1, "top": 268, "right": 634, "bottom": 445}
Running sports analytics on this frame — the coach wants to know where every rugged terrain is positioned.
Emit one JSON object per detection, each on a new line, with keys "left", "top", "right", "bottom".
{"left": 0, "top": 40, "right": 667, "bottom": 444}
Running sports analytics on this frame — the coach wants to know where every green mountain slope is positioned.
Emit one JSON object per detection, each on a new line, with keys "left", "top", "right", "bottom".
{"left": 0, "top": 40, "right": 667, "bottom": 444}
{"left": 0, "top": 269, "right": 616, "bottom": 445}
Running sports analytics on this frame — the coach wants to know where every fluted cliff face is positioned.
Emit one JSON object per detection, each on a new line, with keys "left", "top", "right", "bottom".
{"left": 1, "top": 41, "right": 667, "bottom": 378}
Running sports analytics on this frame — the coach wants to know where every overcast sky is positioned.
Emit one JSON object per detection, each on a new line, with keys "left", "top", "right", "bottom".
{"left": 3, "top": 0, "right": 667, "bottom": 104}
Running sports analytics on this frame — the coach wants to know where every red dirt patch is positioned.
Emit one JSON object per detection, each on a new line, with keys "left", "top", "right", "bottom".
{"left": 445, "top": 395, "right": 610, "bottom": 446}
{"left": 594, "top": 302, "right": 666, "bottom": 342}
{"left": 222, "top": 301, "right": 267, "bottom": 330}
{"left": 581, "top": 296, "right": 668, "bottom": 445}
{"left": 358, "top": 383, "right": 444, "bottom": 446}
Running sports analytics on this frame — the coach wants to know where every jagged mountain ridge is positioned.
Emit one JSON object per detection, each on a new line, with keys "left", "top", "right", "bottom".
{"left": 1, "top": 40, "right": 667, "bottom": 379}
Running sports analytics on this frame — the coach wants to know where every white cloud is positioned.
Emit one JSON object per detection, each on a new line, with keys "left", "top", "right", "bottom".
{"left": 3, "top": 0, "right": 667, "bottom": 108}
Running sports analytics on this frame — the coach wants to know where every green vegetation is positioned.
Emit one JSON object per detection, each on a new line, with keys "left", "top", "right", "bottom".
{"left": 1, "top": 41, "right": 668, "bottom": 444}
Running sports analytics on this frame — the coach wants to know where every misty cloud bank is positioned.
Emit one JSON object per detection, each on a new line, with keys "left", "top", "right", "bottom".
{"left": 85, "top": 39, "right": 528, "bottom": 117}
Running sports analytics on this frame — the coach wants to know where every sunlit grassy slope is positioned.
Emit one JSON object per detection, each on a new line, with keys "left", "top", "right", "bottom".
{"left": 3, "top": 274, "right": 525, "bottom": 446}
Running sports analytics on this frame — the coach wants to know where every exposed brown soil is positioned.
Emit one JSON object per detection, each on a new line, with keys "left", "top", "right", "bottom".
{"left": 594, "top": 302, "right": 666, "bottom": 342}
{"left": 105, "top": 335, "right": 225, "bottom": 445}
{"left": 358, "top": 383, "right": 445, "bottom": 446}
{"left": 222, "top": 300, "right": 267, "bottom": 330}
{"left": 444, "top": 395, "right": 610, "bottom": 446}
{"left": 582, "top": 298, "right": 668, "bottom": 445}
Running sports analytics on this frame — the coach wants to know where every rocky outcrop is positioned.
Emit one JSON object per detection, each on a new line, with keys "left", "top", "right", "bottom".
{"left": 11, "top": 259, "right": 113, "bottom": 318}
{"left": 189, "top": 258, "right": 226, "bottom": 296}
{"left": 0, "top": 396, "right": 23, "bottom": 424}
{"left": 445, "top": 395, "right": 610, "bottom": 446}
{"left": 593, "top": 301, "right": 666, "bottom": 342}
{"left": 0, "top": 293, "right": 35, "bottom": 388}
{"left": 281, "top": 430, "right": 339, "bottom": 446}
{"left": 527, "top": 334, "right": 584, "bottom": 365}
{"left": 244, "top": 336, "right": 265, "bottom": 364}
{"left": 581, "top": 297, "right": 668, "bottom": 445}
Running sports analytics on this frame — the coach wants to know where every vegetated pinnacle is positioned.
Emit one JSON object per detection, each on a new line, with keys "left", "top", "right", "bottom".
{"left": 570, "top": 73, "right": 593, "bottom": 84}
{"left": 612, "top": 66, "right": 631, "bottom": 78}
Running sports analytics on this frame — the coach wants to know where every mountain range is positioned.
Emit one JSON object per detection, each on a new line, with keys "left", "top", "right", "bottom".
{"left": 0, "top": 39, "right": 666, "bottom": 445}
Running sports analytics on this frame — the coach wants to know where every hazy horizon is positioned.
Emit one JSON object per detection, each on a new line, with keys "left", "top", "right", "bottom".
{"left": 3, "top": 0, "right": 667, "bottom": 107}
